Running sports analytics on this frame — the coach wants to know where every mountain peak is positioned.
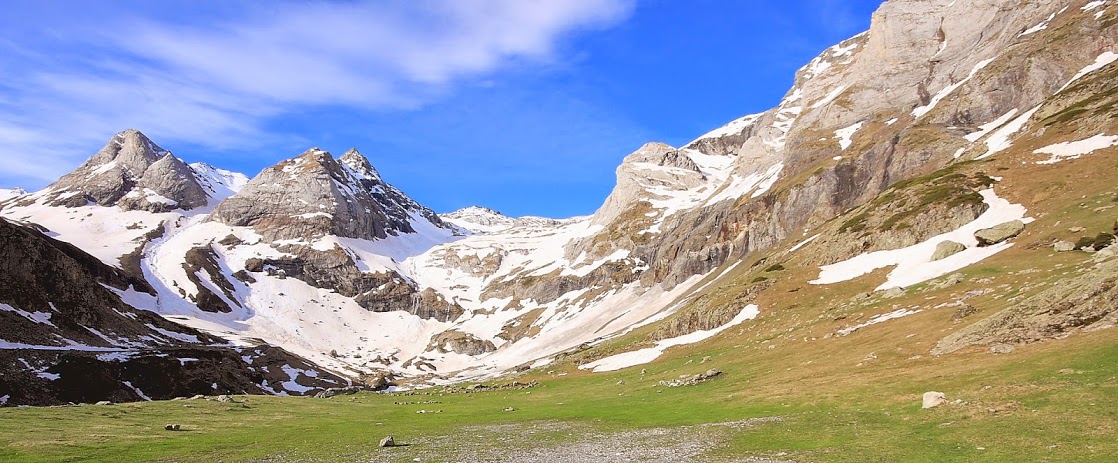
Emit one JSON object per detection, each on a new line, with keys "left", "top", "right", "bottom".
{"left": 210, "top": 146, "right": 449, "bottom": 241}
{"left": 35, "top": 129, "right": 209, "bottom": 212}
{"left": 339, "top": 148, "right": 381, "bottom": 181}
{"left": 87, "top": 129, "right": 170, "bottom": 176}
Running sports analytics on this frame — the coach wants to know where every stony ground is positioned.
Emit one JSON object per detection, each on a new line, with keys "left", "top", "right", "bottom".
{"left": 387, "top": 418, "right": 792, "bottom": 463}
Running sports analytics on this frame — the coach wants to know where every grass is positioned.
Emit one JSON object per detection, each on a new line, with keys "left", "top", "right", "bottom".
{"left": 3, "top": 326, "right": 1116, "bottom": 462}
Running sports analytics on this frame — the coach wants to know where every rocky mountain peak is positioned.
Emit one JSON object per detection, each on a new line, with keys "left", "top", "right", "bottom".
{"left": 86, "top": 128, "right": 170, "bottom": 176}
{"left": 209, "top": 147, "right": 449, "bottom": 242}
{"left": 33, "top": 129, "right": 210, "bottom": 212}
{"left": 339, "top": 148, "right": 382, "bottom": 181}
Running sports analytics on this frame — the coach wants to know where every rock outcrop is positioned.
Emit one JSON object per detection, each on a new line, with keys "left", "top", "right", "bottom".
{"left": 932, "top": 257, "right": 1118, "bottom": 355}
{"left": 975, "top": 220, "right": 1026, "bottom": 246}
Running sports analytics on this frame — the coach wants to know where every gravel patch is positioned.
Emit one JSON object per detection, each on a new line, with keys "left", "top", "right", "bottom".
{"left": 395, "top": 417, "right": 792, "bottom": 463}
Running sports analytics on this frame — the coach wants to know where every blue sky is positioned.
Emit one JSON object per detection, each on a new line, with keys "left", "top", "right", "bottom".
{"left": 0, "top": 0, "right": 882, "bottom": 218}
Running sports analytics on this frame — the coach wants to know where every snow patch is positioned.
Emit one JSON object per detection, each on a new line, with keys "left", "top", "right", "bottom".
{"left": 787, "top": 234, "right": 821, "bottom": 254}
{"left": 1034, "top": 134, "right": 1118, "bottom": 164}
{"left": 812, "top": 85, "right": 848, "bottom": 110}
{"left": 975, "top": 106, "right": 1039, "bottom": 160}
{"left": 1058, "top": 51, "right": 1118, "bottom": 93}
{"left": 690, "top": 113, "right": 763, "bottom": 143}
{"left": 835, "top": 122, "right": 864, "bottom": 150}
{"left": 0, "top": 303, "right": 56, "bottom": 327}
{"left": 838, "top": 308, "right": 922, "bottom": 336}
{"left": 965, "top": 109, "right": 1019, "bottom": 142}
{"left": 122, "top": 381, "right": 152, "bottom": 401}
{"left": 810, "top": 189, "right": 1032, "bottom": 290}
{"left": 913, "top": 58, "right": 994, "bottom": 118}
{"left": 1018, "top": 11, "right": 1057, "bottom": 37}
{"left": 579, "top": 305, "right": 759, "bottom": 373}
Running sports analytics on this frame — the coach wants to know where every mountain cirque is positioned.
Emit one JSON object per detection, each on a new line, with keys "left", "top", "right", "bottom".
{"left": 1, "top": 0, "right": 1118, "bottom": 407}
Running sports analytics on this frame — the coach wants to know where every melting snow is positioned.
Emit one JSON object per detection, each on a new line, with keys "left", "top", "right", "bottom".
{"left": 579, "top": 304, "right": 760, "bottom": 373}
{"left": 975, "top": 106, "right": 1039, "bottom": 160}
{"left": 837, "top": 308, "right": 922, "bottom": 336}
{"left": 1018, "top": 11, "right": 1058, "bottom": 37}
{"left": 1034, "top": 134, "right": 1118, "bottom": 164}
{"left": 691, "top": 113, "right": 763, "bottom": 142}
{"left": 835, "top": 122, "right": 864, "bottom": 150}
{"left": 280, "top": 365, "right": 315, "bottom": 393}
{"left": 0, "top": 303, "right": 56, "bottom": 327}
{"left": 811, "top": 189, "right": 1032, "bottom": 290}
{"left": 964, "top": 109, "right": 1020, "bottom": 142}
{"left": 913, "top": 58, "right": 995, "bottom": 118}
{"left": 122, "top": 381, "right": 151, "bottom": 401}
{"left": 787, "top": 234, "right": 821, "bottom": 254}
{"left": 1058, "top": 51, "right": 1118, "bottom": 93}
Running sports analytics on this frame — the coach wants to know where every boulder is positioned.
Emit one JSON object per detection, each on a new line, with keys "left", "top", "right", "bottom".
{"left": 1054, "top": 241, "right": 1076, "bottom": 252}
{"left": 931, "top": 241, "right": 967, "bottom": 261}
{"left": 164, "top": 424, "right": 181, "bottom": 431}
{"left": 95, "top": 401, "right": 112, "bottom": 406}
{"left": 975, "top": 220, "right": 1025, "bottom": 246}
{"left": 314, "top": 386, "right": 363, "bottom": 399}
{"left": 990, "top": 344, "right": 1015, "bottom": 354}
{"left": 216, "top": 395, "right": 235, "bottom": 403}
{"left": 922, "top": 391, "right": 948, "bottom": 409}
{"left": 379, "top": 435, "right": 395, "bottom": 447}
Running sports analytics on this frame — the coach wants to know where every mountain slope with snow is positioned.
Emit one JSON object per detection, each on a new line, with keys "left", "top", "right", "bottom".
{"left": 2, "top": 0, "right": 1117, "bottom": 401}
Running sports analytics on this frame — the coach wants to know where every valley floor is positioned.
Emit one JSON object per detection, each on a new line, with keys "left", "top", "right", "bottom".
{"left": 1, "top": 326, "right": 1116, "bottom": 463}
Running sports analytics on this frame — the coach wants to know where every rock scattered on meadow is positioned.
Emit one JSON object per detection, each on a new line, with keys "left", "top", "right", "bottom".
{"left": 922, "top": 391, "right": 948, "bottom": 409}
{"left": 975, "top": 220, "right": 1025, "bottom": 246}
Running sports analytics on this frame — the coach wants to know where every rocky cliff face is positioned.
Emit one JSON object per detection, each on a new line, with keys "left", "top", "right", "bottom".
{"left": 562, "top": 0, "right": 1118, "bottom": 292}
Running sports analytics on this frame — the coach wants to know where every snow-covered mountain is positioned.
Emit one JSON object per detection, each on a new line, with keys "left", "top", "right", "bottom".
{"left": 0, "top": 188, "right": 27, "bottom": 202}
{"left": 3, "top": 0, "right": 1118, "bottom": 402}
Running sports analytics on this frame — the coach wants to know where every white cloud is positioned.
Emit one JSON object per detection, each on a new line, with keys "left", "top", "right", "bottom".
{"left": 0, "top": 0, "right": 634, "bottom": 186}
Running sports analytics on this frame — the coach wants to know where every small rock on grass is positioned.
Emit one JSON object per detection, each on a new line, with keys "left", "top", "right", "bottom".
{"left": 922, "top": 391, "right": 948, "bottom": 409}
{"left": 164, "top": 424, "right": 181, "bottom": 431}
{"left": 379, "top": 435, "right": 395, "bottom": 447}
{"left": 1054, "top": 241, "right": 1076, "bottom": 252}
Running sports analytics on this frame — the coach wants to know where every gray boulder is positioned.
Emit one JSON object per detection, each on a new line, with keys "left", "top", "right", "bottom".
{"left": 931, "top": 241, "right": 967, "bottom": 261}
{"left": 922, "top": 391, "right": 948, "bottom": 409}
{"left": 1054, "top": 241, "right": 1076, "bottom": 252}
{"left": 379, "top": 435, "right": 396, "bottom": 447}
{"left": 975, "top": 220, "right": 1026, "bottom": 246}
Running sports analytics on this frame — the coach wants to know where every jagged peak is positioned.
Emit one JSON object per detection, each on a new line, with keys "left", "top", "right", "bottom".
{"left": 339, "top": 148, "right": 382, "bottom": 181}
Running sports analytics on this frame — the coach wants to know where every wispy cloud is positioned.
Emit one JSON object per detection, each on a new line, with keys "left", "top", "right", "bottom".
{"left": 0, "top": 0, "right": 634, "bottom": 186}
